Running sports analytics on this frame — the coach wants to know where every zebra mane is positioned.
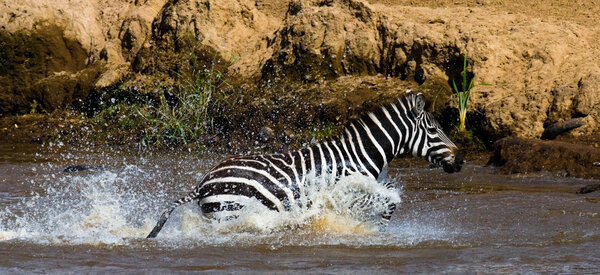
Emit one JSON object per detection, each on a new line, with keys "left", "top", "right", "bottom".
{"left": 360, "top": 90, "right": 416, "bottom": 122}
{"left": 321, "top": 90, "right": 417, "bottom": 143}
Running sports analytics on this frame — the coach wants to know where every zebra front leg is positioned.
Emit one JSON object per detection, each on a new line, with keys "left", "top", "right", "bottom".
{"left": 379, "top": 180, "right": 397, "bottom": 227}
{"left": 380, "top": 203, "right": 397, "bottom": 223}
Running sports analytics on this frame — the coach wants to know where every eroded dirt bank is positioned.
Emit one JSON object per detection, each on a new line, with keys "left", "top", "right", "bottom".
{"left": 1, "top": 0, "right": 599, "bottom": 177}
{"left": 489, "top": 137, "right": 600, "bottom": 179}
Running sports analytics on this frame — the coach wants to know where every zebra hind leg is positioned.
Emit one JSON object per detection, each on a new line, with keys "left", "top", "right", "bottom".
{"left": 146, "top": 206, "right": 176, "bottom": 238}
{"left": 347, "top": 183, "right": 398, "bottom": 229}
{"left": 146, "top": 189, "right": 199, "bottom": 239}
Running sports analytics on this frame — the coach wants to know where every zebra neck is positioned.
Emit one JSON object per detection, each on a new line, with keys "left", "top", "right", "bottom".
{"left": 339, "top": 122, "right": 394, "bottom": 179}
{"left": 316, "top": 99, "right": 415, "bottom": 180}
{"left": 302, "top": 96, "right": 417, "bottom": 181}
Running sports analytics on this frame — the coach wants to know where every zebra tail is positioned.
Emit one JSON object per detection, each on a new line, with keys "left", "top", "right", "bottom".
{"left": 146, "top": 189, "right": 200, "bottom": 239}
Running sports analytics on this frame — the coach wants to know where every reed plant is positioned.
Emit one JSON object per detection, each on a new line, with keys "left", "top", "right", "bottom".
{"left": 452, "top": 56, "right": 489, "bottom": 132}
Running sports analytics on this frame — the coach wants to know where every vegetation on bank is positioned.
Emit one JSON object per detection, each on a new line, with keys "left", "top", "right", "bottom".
{"left": 447, "top": 56, "right": 491, "bottom": 153}
{"left": 137, "top": 59, "right": 233, "bottom": 147}
{"left": 451, "top": 55, "right": 491, "bottom": 133}
{"left": 452, "top": 56, "right": 474, "bottom": 132}
{"left": 1, "top": 43, "right": 490, "bottom": 156}
{"left": 91, "top": 58, "right": 235, "bottom": 150}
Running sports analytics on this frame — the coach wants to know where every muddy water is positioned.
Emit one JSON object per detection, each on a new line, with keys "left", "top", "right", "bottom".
{"left": 1, "top": 143, "right": 599, "bottom": 273}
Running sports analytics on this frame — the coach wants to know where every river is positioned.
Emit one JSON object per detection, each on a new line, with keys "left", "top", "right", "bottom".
{"left": 1, "top": 143, "right": 599, "bottom": 273}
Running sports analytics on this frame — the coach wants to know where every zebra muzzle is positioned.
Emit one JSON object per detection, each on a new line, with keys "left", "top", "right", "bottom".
{"left": 442, "top": 151, "right": 463, "bottom": 173}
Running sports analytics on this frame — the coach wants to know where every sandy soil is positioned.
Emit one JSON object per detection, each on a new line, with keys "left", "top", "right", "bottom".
{"left": 257, "top": 0, "right": 600, "bottom": 26}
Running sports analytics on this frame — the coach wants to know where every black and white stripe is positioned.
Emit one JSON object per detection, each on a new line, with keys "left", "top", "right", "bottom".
{"left": 147, "top": 90, "right": 462, "bottom": 238}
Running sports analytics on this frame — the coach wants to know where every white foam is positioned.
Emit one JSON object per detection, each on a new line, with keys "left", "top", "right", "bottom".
{"left": 0, "top": 166, "right": 159, "bottom": 245}
{"left": 156, "top": 172, "right": 404, "bottom": 245}
{"left": 0, "top": 163, "right": 455, "bottom": 247}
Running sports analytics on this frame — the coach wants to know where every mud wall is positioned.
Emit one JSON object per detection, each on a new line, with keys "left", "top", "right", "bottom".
{"left": 1, "top": 0, "right": 599, "bottom": 140}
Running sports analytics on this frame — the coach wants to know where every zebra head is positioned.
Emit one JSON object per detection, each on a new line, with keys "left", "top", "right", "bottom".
{"left": 404, "top": 92, "right": 463, "bottom": 173}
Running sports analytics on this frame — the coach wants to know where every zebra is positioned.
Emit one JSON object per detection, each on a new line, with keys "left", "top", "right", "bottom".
{"left": 146, "top": 90, "right": 462, "bottom": 238}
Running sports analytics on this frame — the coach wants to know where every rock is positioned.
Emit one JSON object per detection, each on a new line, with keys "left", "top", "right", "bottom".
{"left": 0, "top": 0, "right": 133, "bottom": 113}
{"left": 263, "top": 0, "right": 382, "bottom": 82}
{"left": 488, "top": 137, "right": 600, "bottom": 179}
{"left": 577, "top": 184, "right": 600, "bottom": 194}
{"left": 258, "top": 126, "right": 275, "bottom": 143}
{"left": 0, "top": 25, "right": 104, "bottom": 113}
{"left": 118, "top": 0, "right": 167, "bottom": 62}
{"left": 541, "top": 117, "right": 586, "bottom": 140}
{"left": 150, "top": 0, "right": 278, "bottom": 78}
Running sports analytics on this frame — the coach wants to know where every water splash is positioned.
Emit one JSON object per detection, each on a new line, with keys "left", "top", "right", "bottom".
{"left": 153, "top": 172, "right": 403, "bottom": 244}
{"left": 0, "top": 165, "right": 160, "bottom": 245}
{"left": 0, "top": 158, "right": 453, "bottom": 248}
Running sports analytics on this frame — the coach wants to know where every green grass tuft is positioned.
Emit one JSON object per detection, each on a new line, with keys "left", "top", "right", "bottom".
{"left": 138, "top": 58, "right": 232, "bottom": 147}
{"left": 449, "top": 127, "right": 486, "bottom": 153}
{"left": 91, "top": 53, "right": 234, "bottom": 149}
{"left": 311, "top": 121, "right": 338, "bottom": 141}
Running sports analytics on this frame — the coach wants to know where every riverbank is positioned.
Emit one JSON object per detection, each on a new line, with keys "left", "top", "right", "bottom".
{"left": 1, "top": 0, "right": 599, "bottom": 178}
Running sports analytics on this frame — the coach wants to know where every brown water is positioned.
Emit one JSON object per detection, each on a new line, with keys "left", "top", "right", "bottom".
{"left": 1, "top": 143, "right": 599, "bottom": 273}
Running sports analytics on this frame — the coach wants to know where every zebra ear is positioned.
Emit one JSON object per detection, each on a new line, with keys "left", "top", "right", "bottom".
{"left": 415, "top": 93, "right": 426, "bottom": 114}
